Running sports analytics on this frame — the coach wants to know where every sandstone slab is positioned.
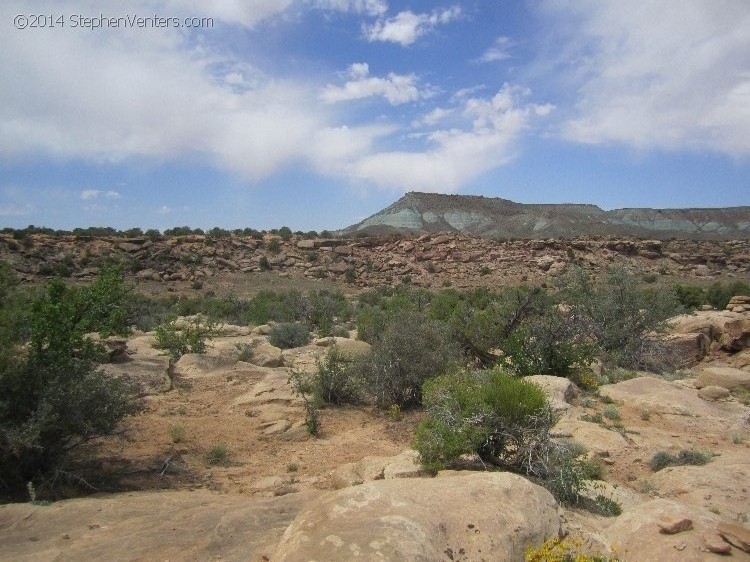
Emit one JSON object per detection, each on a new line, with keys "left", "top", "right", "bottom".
{"left": 602, "top": 499, "right": 747, "bottom": 561}
{"left": 274, "top": 471, "right": 562, "bottom": 562}
{"left": 0, "top": 490, "right": 318, "bottom": 562}
{"left": 696, "top": 366, "right": 750, "bottom": 391}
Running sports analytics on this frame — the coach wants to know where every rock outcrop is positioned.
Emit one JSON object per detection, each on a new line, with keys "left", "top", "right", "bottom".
{"left": 273, "top": 471, "right": 563, "bottom": 562}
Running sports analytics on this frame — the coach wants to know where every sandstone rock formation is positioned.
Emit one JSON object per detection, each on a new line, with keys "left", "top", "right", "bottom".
{"left": 273, "top": 471, "right": 563, "bottom": 562}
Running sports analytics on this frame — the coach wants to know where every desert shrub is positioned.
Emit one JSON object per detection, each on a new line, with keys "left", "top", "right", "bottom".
{"left": 671, "top": 284, "right": 706, "bottom": 309}
{"left": 707, "top": 280, "right": 750, "bottom": 310}
{"left": 154, "top": 318, "right": 215, "bottom": 362}
{"left": 526, "top": 537, "right": 621, "bottom": 561}
{"left": 355, "top": 307, "right": 388, "bottom": 343}
{"left": 650, "top": 449, "right": 712, "bottom": 471}
{"left": 415, "top": 368, "right": 550, "bottom": 472}
{"left": 302, "top": 290, "right": 350, "bottom": 335}
{"left": 415, "top": 367, "right": 590, "bottom": 504}
{"left": 258, "top": 256, "right": 271, "bottom": 270}
{"left": 206, "top": 443, "right": 229, "bottom": 465}
{"left": 360, "top": 310, "right": 458, "bottom": 408}
{"left": 603, "top": 404, "right": 620, "bottom": 421}
{"left": 561, "top": 265, "right": 681, "bottom": 369}
{"left": 267, "top": 238, "right": 281, "bottom": 254}
{"left": 235, "top": 341, "right": 258, "bottom": 362}
{"left": 0, "top": 265, "right": 141, "bottom": 497}
{"left": 500, "top": 307, "right": 593, "bottom": 377}
{"left": 268, "top": 322, "right": 311, "bottom": 349}
{"left": 288, "top": 370, "right": 321, "bottom": 435}
{"left": 591, "top": 495, "right": 623, "bottom": 517}
{"left": 246, "top": 290, "right": 303, "bottom": 325}
{"left": 169, "top": 424, "right": 186, "bottom": 443}
{"left": 310, "top": 345, "right": 361, "bottom": 405}
{"left": 331, "top": 325, "right": 350, "bottom": 338}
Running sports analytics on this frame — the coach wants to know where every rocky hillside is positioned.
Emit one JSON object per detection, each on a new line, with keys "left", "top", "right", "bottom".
{"left": 1, "top": 231, "right": 749, "bottom": 290}
{"left": 344, "top": 192, "right": 750, "bottom": 240}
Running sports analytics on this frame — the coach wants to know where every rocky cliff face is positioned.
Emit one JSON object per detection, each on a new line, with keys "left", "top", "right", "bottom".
{"left": 344, "top": 192, "right": 750, "bottom": 240}
{"left": 2, "top": 231, "right": 749, "bottom": 290}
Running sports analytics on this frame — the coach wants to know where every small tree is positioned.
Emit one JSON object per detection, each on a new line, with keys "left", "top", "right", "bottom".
{"left": 360, "top": 310, "right": 458, "bottom": 409}
{"left": 561, "top": 265, "right": 680, "bottom": 369}
{"left": 0, "top": 265, "right": 142, "bottom": 496}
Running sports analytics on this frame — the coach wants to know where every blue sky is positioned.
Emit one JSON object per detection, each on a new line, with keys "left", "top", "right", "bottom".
{"left": 1, "top": 1, "right": 749, "bottom": 232}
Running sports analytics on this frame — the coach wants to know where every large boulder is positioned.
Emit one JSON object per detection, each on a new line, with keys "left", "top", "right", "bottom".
{"left": 274, "top": 472, "right": 562, "bottom": 561}
{"left": 696, "top": 366, "right": 750, "bottom": 391}
{"left": 599, "top": 376, "right": 746, "bottom": 418}
{"left": 330, "top": 337, "right": 371, "bottom": 358}
{"left": 99, "top": 334, "right": 171, "bottom": 394}
{"left": 653, "top": 332, "right": 710, "bottom": 367}
{"left": 603, "top": 499, "right": 749, "bottom": 561}
{"left": 668, "top": 310, "right": 749, "bottom": 351}
{"left": 648, "top": 453, "right": 750, "bottom": 521}
{"left": 247, "top": 341, "right": 284, "bottom": 368}
{"left": 722, "top": 317, "right": 750, "bottom": 351}
{"left": 525, "top": 375, "right": 579, "bottom": 411}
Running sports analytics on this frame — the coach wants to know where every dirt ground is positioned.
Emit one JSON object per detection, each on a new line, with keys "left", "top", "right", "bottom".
{"left": 78, "top": 366, "right": 420, "bottom": 499}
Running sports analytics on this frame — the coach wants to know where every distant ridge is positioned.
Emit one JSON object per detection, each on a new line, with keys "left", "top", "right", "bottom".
{"left": 342, "top": 192, "right": 750, "bottom": 240}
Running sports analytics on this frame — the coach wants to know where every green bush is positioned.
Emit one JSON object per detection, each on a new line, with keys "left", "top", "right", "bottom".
{"left": 0, "top": 265, "right": 142, "bottom": 497}
{"left": 500, "top": 308, "right": 593, "bottom": 377}
{"left": 707, "top": 280, "right": 750, "bottom": 310}
{"left": 312, "top": 345, "right": 361, "bottom": 405}
{"left": 414, "top": 367, "right": 591, "bottom": 504}
{"left": 154, "top": 318, "right": 215, "bottom": 362}
{"left": 650, "top": 449, "right": 712, "bottom": 471}
{"left": 561, "top": 266, "right": 681, "bottom": 369}
{"left": 414, "top": 368, "right": 551, "bottom": 473}
{"left": 671, "top": 284, "right": 706, "bottom": 309}
{"left": 360, "top": 310, "right": 458, "bottom": 408}
{"left": 267, "top": 238, "right": 281, "bottom": 254}
{"left": 268, "top": 322, "right": 311, "bottom": 349}
{"left": 206, "top": 442, "right": 229, "bottom": 465}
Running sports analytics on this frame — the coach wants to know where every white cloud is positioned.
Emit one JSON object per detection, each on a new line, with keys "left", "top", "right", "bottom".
{"left": 0, "top": 1, "right": 550, "bottom": 198}
{"left": 321, "top": 63, "right": 427, "bottom": 105}
{"left": 325, "top": 84, "right": 553, "bottom": 191}
{"left": 156, "top": 205, "right": 171, "bottom": 215}
{"left": 541, "top": 0, "right": 750, "bottom": 156}
{"left": 80, "top": 189, "right": 121, "bottom": 200}
{"left": 411, "top": 107, "right": 453, "bottom": 128}
{"left": 310, "top": 0, "right": 388, "bottom": 16}
{"left": 479, "top": 37, "right": 513, "bottom": 63}
{"left": 364, "top": 6, "right": 461, "bottom": 46}
{"left": 0, "top": 1, "right": 324, "bottom": 182}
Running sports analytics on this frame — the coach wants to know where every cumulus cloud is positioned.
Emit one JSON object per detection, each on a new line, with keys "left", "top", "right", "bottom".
{"left": 0, "top": 1, "right": 324, "bottom": 181}
{"left": 326, "top": 84, "right": 553, "bottom": 191}
{"left": 541, "top": 0, "right": 750, "bottom": 156}
{"left": 321, "top": 63, "right": 427, "bottom": 105}
{"left": 0, "top": 0, "right": 549, "bottom": 197}
{"left": 479, "top": 37, "right": 513, "bottom": 63}
{"left": 364, "top": 6, "right": 461, "bottom": 46}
